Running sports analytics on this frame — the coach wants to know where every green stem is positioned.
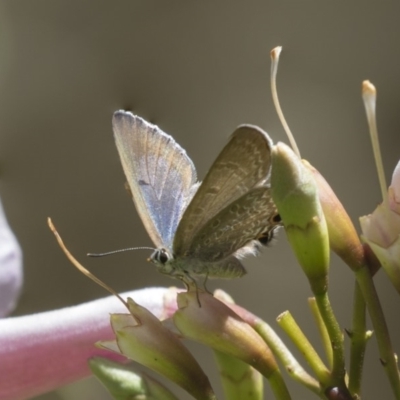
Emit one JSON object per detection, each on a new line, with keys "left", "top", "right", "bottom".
{"left": 355, "top": 264, "right": 400, "bottom": 398}
{"left": 348, "top": 280, "right": 372, "bottom": 397}
{"left": 308, "top": 297, "right": 333, "bottom": 369}
{"left": 277, "top": 311, "right": 330, "bottom": 384}
{"left": 254, "top": 317, "right": 321, "bottom": 395}
{"left": 268, "top": 369, "right": 293, "bottom": 400}
{"left": 213, "top": 350, "right": 263, "bottom": 400}
{"left": 313, "top": 292, "right": 346, "bottom": 385}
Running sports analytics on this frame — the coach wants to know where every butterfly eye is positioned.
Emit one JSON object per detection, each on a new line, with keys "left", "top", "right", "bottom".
{"left": 159, "top": 250, "right": 169, "bottom": 264}
{"left": 273, "top": 213, "right": 281, "bottom": 223}
{"left": 152, "top": 248, "right": 170, "bottom": 265}
{"left": 257, "top": 227, "right": 279, "bottom": 246}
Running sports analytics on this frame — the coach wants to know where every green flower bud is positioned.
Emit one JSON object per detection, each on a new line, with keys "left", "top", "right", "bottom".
{"left": 89, "top": 357, "right": 179, "bottom": 400}
{"left": 303, "top": 160, "right": 365, "bottom": 271}
{"left": 271, "top": 143, "right": 329, "bottom": 294}
{"left": 98, "top": 298, "right": 216, "bottom": 400}
{"left": 173, "top": 290, "right": 279, "bottom": 381}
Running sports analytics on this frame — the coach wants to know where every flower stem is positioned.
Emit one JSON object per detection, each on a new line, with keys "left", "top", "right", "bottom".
{"left": 213, "top": 350, "right": 263, "bottom": 400}
{"left": 347, "top": 280, "right": 372, "bottom": 397}
{"left": 355, "top": 264, "right": 400, "bottom": 398}
{"left": 268, "top": 369, "right": 293, "bottom": 400}
{"left": 313, "top": 292, "right": 346, "bottom": 386}
{"left": 237, "top": 307, "right": 321, "bottom": 394}
{"left": 308, "top": 297, "right": 333, "bottom": 369}
{"left": 277, "top": 311, "right": 330, "bottom": 385}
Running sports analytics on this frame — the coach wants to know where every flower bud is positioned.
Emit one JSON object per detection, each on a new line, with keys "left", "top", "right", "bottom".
{"left": 360, "top": 161, "right": 400, "bottom": 294}
{"left": 173, "top": 290, "right": 279, "bottom": 380}
{"left": 303, "top": 160, "right": 365, "bottom": 271}
{"left": 89, "top": 357, "right": 179, "bottom": 400}
{"left": 98, "top": 297, "right": 216, "bottom": 400}
{"left": 271, "top": 142, "right": 330, "bottom": 294}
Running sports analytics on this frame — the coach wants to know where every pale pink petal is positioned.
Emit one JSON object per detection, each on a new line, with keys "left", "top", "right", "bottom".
{"left": 389, "top": 160, "right": 400, "bottom": 213}
{"left": 0, "top": 198, "right": 23, "bottom": 317}
{"left": 360, "top": 202, "right": 400, "bottom": 248}
{"left": 391, "top": 160, "right": 400, "bottom": 199}
{"left": 0, "top": 287, "right": 168, "bottom": 400}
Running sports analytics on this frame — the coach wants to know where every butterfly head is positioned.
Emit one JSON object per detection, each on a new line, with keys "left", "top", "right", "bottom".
{"left": 149, "top": 248, "right": 196, "bottom": 283}
{"left": 149, "top": 248, "right": 177, "bottom": 276}
{"left": 257, "top": 214, "right": 282, "bottom": 246}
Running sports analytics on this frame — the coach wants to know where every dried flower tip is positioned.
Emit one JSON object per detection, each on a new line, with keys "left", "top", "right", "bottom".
{"left": 362, "top": 80, "right": 387, "bottom": 201}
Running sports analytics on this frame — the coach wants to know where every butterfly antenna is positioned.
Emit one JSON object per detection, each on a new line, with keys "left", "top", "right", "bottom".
{"left": 87, "top": 247, "right": 155, "bottom": 257}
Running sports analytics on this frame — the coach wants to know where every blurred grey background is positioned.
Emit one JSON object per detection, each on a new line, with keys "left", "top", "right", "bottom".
{"left": 1, "top": 1, "right": 400, "bottom": 399}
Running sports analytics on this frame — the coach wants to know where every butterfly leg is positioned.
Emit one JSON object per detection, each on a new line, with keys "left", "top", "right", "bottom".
{"left": 181, "top": 272, "right": 202, "bottom": 307}
{"left": 201, "top": 271, "right": 213, "bottom": 295}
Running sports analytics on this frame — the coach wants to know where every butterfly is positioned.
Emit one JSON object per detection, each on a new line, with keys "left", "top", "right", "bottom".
{"left": 112, "top": 111, "right": 280, "bottom": 283}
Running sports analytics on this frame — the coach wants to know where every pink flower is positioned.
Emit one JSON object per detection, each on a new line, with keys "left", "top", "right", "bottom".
{"left": 0, "top": 197, "right": 23, "bottom": 317}
{"left": 389, "top": 160, "right": 400, "bottom": 214}
{"left": 360, "top": 160, "right": 400, "bottom": 294}
{"left": 0, "top": 287, "right": 169, "bottom": 400}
